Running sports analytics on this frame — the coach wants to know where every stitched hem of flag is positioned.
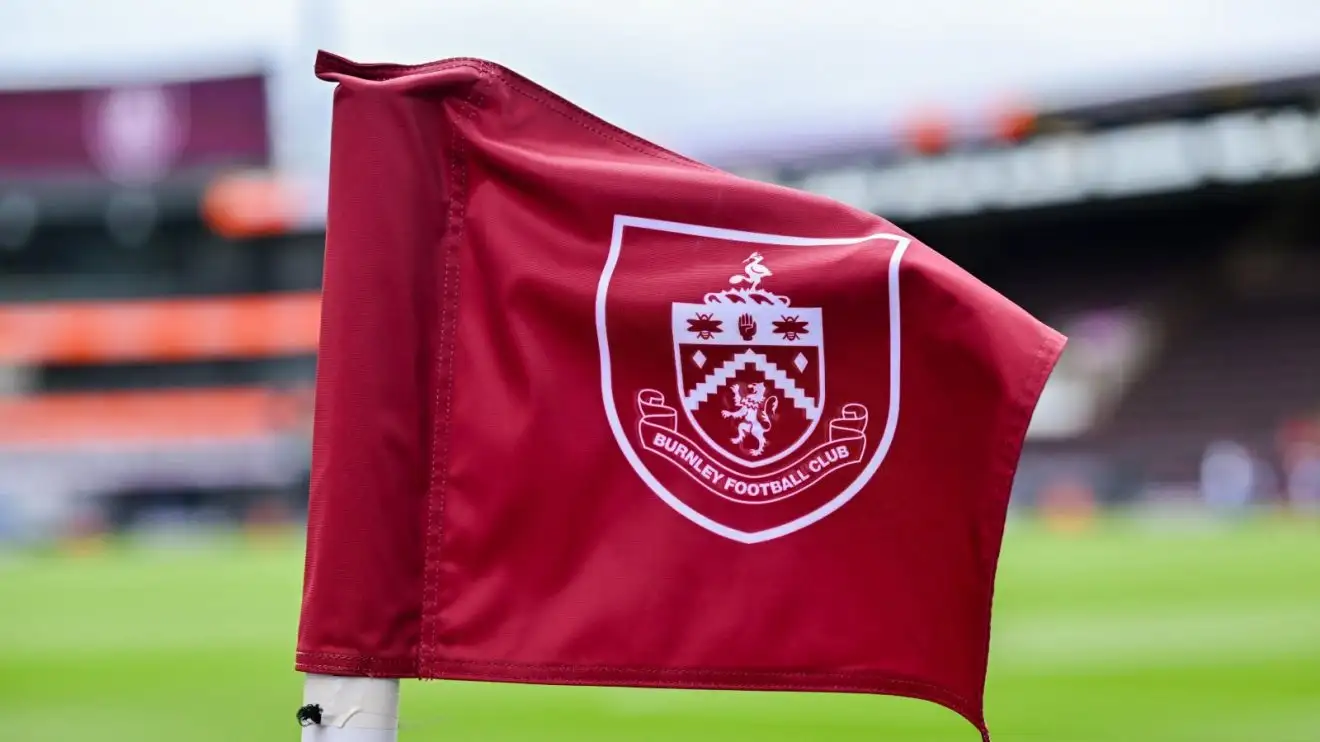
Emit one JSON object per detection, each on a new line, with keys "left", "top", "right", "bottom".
{"left": 435, "top": 659, "right": 988, "bottom": 741}
{"left": 296, "top": 651, "right": 418, "bottom": 678}
{"left": 978, "top": 328, "right": 1069, "bottom": 589}
{"left": 297, "top": 650, "right": 988, "bottom": 741}
{"left": 972, "top": 327, "right": 1068, "bottom": 741}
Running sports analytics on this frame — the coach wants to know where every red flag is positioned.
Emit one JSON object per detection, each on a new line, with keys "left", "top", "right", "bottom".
{"left": 298, "top": 51, "right": 1066, "bottom": 741}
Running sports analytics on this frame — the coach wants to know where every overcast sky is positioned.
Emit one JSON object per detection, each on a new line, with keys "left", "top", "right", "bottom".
{"left": 4, "top": 0, "right": 1320, "bottom": 163}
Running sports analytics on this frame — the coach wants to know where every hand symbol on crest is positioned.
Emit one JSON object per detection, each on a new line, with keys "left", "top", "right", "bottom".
{"left": 738, "top": 313, "right": 757, "bottom": 341}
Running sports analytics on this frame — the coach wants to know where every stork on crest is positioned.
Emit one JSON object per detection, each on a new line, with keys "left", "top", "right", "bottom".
{"left": 729, "top": 252, "right": 772, "bottom": 291}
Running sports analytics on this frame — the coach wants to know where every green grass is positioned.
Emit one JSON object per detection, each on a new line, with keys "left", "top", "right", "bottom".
{"left": 2, "top": 516, "right": 1318, "bottom": 741}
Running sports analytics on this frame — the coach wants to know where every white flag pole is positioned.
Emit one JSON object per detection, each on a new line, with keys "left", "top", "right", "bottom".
{"left": 284, "top": 0, "right": 402, "bottom": 738}
{"left": 299, "top": 675, "right": 400, "bottom": 742}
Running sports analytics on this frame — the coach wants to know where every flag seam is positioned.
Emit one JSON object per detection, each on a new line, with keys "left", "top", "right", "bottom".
{"left": 493, "top": 72, "right": 713, "bottom": 170}
{"left": 317, "top": 51, "right": 712, "bottom": 171}
{"left": 973, "top": 326, "right": 1069, "bottom": 741}
{"left": 422, "top": 657, "right": 985, "bottom": 735}
{"left": 418, "top": 69, "right": 484, "bottom": 676}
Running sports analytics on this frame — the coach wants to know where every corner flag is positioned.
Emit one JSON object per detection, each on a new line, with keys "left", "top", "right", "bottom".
{"left": 297, "top": 51, "right": 1066, "bottom": 742}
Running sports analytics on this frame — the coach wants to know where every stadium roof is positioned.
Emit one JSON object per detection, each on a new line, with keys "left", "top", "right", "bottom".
{"left": 5, "top": 0, "right": 1320, "bottom": 229}
{"left": 5, "top": 0, "right": 1320, "bottom": 156}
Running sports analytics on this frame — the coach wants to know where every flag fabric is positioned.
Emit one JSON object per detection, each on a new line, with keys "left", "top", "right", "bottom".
{"left": 298, "top": 51, "right": 1067, "bottom": 741}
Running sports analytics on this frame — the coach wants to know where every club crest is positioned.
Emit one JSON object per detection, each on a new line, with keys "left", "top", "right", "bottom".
{"left": 598, "top": 216, "right": 909, "bottom": 543}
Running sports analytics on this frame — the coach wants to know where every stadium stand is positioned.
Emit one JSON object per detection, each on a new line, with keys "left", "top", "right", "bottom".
{"left": 0, "top": 70, "right": 319, "bottom": 538}
{"left": 739, "top": 70, "right": 1320, "bottom": 511}
{"left": 1, "top": 64, "right": 1318, "bottom": 542}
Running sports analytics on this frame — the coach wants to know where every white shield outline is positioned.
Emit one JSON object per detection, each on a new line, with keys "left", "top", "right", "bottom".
{"left": 597, "top": 215, "right": 909, "bottom": 544}
{"left": 671, "top": 328, "right": 825, "bottom": 469}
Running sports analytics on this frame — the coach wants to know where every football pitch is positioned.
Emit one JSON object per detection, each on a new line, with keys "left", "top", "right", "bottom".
{"left": 1, "top": 516, "right": 1317, "bottom": 742}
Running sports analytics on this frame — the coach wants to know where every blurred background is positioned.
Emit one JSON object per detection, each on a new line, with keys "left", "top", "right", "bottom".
{"left": 1, "top": 1, "right": 1318, "bottom": 740}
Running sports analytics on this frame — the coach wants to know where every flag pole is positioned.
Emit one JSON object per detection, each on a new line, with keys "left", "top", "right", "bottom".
{"left": 299, "top": 675, "right": 400, "bottom": 741}
{"left": 287, "top": 0, "right": 399, "bottom": 737}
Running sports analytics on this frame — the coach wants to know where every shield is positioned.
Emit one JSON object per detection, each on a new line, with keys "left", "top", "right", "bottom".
{"left": 597, "top": 215, "right": 910, "bottom": 544}
{"left": 673, "top": 299, "right": 824, "bottom": 467}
